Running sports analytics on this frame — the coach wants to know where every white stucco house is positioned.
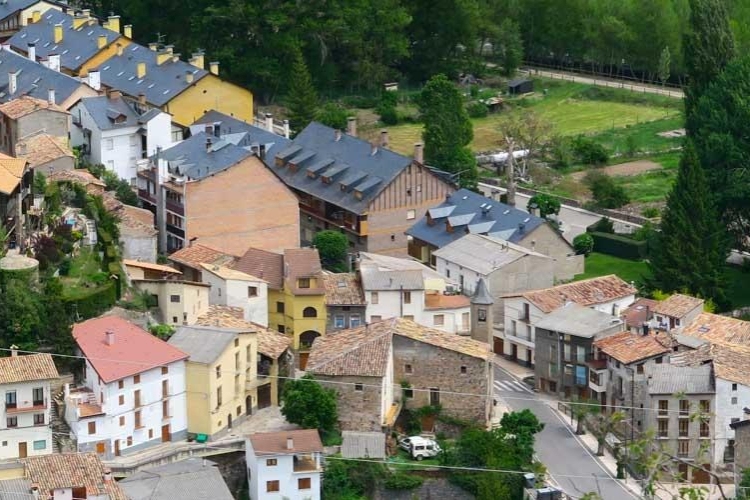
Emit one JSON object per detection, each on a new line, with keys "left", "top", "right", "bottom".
{"left": 0, "top": 350, "right": 59, "bottom": 460}
{"left": 66, "top": 315, "right": 189, "bottom": 460}
{"left": 246, "top": 429, "right": 323, "bottom": 500}
{"left": 70, "top": 92, "right": 173, "bottom": 183}
{"left": 200, "top": 263, "right": 269, "bottom": 327}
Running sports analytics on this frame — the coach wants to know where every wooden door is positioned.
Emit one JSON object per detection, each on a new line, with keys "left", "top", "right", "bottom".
{"left": 692, "top": 464, "right": 710, "bottom": 484}
{"left": 161, "top": 424, "right": 171, "bottom": 442}
{"left": 493, "top": 337, "right": 504, "bottom": 355}
{"left": 96, "top": 442, "right": 105, "bottom": 454}
{"left": 511, "top": 344, "right": 518, "bottom": 361}
{"left": 114, "top": 440, "right": 120, "bottom": 457}
{"left": 18, "top": 442, "right": 26, "bottom": 458}
{"left": 299, "top": 352, "right": 310, "bottom": 370}
{"left": 258, "top": 384, "right": 272, "bottom": 409}
{"left": 246, "top": 395, "right": 253, "bottom": 416}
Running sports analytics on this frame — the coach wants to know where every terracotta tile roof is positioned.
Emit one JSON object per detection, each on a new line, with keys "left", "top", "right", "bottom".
{"left": 506, "top": 275, "right": 636, "bottom": 313}
{"left": 594, "top": 331, "right": 669, "bottom": 365}
{"left": 680, "top": 313, "right": 750, "bottom": 345}
{"left": 73, "top": 316, "right": 188, "bottom": 383}
{"left": 231, "top": 247, "right": 284, "bottom": 289}
{"left": 0, "top": 353, "right": 58, "bottom": 384}
{"left": 284, "top": 248, "right": 324, "bottom": 295}
{"left": 194, "top": 305, "right": 290, "bottom": 358}
{"left": 672, "top": 342, "right": 750, "bottom": 387}
{"left": 248, "top": 429, "right": 323, "bottom": 456}
{"left": 653, "top": 294, "right": 704, "bottom": 318}
{"left": 0, "top": 152, "right": 27, "bottom": 195}
{"left": 0, "top": 96, "right": 68, "bottom": 119}
{"left": 168, "top": 244, "right": 236, "bottom": 270}
{"left": 22, "top": 452, "right": 127, "bottom": 500}
{"left": 123, "top": 259, "right": 181, "bottom": 274}
{"left": 118, "top": 204, "right": 157, "bottom": 237}
{"left": 424, "top": 292, "right": 471, "bottom": 310}
{"left": 200, "top": 263, "right": 265, "bottom": 282}
{"left": 47, "top": 168, "right": 106, "bottom": 187}
{"left": 16, "top": 133, "right": 73, "bottom": 168}
{"left": 323, "top": 273, "right": 366, "bottom": 306}
{"left": 621, "top": 298, "right": 657, "bottom": 329}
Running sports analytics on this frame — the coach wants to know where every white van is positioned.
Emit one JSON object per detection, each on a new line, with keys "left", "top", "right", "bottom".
{"left": 398, "top": 436, "right": 441, "bottom": 460}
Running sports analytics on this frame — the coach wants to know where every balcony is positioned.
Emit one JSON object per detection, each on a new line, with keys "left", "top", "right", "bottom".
{"left": 6, "top": 399, "right": 47, "bottom": 414}
{"left": 588, "top": 370, "right": 608, "bottom": 393}
{"left": 586, "top": 354, "right": 607, "bottom": 371}
{"left": 300, "top": 205, "right": 363, "bottom": 236}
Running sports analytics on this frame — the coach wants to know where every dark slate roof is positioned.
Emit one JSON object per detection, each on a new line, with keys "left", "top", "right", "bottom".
{"left": 0, "top": 0, "right": 47, "bottom": 21}
{"left": 9, "top": 9, "right": 119, "bottom": 72}
{"left": 471, "top": 277, "right": 493, "bottom": 305}
{"left": 155, "top": 131, "right": 252, "bottom": 180}
{"left": 406, "top": 188, "right": 545, "bottom": 248}
{"left": 193, "top": 110, "right": 291, "bottom": 161}
{"left": 99, "top": 42, "right": 208, "bottom": 106}
{"left": 272, "top": 122, "right": 413, "bottom": 214}
{"left": 79, "top": 95, "right": 159, "bottom": 131}
{"left": 119, "top": 458, "right": 234, "bottom": 500}
{"left": 0, "top": 48, "right": 85, "bottom": 104}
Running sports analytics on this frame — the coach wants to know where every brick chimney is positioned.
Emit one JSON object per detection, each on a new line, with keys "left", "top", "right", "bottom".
{"left": 209, "top": 61, "right": 219, "bottom": 76}
{"left": 413, "top": 143, "right": 424, "bottom": 164}
{"left": 380, "top": 130, "right": 389, "bottom": 148}
{"left": 286, "top": 437, "right": 294, "bottom": 450}
{"left": 346, "top": 117, "right": 357, "bottom": 137}
{"left": 123, "top": 25, "right": 133, "bottom": 39}
{"left": 105, "top": 330, "right": 115, "bottom": 346}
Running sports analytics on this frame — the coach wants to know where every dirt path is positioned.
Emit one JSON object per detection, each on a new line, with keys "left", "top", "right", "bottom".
{"left": 569, "top": 160, "right": 663, "bottom": 180}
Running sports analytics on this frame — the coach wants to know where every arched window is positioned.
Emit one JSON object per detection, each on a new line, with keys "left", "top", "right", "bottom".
{"left": 303, "top": 307, "right": 317, "bottom": 318}
{"left": 299, "top": 331, "right": 321, "bottom": 349}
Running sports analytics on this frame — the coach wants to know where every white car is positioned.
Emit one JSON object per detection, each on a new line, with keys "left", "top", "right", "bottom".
{"left": 398, "top": 436, "right": 441, "bottom": 460}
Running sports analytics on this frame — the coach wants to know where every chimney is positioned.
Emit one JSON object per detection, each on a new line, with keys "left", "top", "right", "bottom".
{"left": 165, "top": 44, "right": 174, "bottom": 55}
{"left": 105, "top": 330, "right": 115, "bottom": 346}
{"left": 286, "top": 437, "right": 294, "bottom": 450}
{"left": 27, "top": 42, "right": 35, "bottom": 61}
{"left": 123, "top": 25, "right": 132, "bottom": 39}
{"left": 73, "top": 14, "right": 87, "bottom": 30}
{"left": 103, "top": 469, "right": 112, "bottom": 482}
{"left": 148, "top": 42, "right": 158, "bottom": 51}
{"left": 346, "top": 116, "right": 357, "bottom": 137}
{"left": 47, "top": 53, "right": 60, "bottom": 72}
{"left": 115, "top": 42, "right": 123, "bottom": 56}
{"left": 185, "top": 70, "right": 194, "bottom": 84}
{"left": 283, "top": 119, "right": 290, "bottom": 139}
{"left": 10, "top": 345, "right": 17, "bottom": 357}
{"left": 380, "top": 130, "right": 389, "bottom": 148}
{"left": 370, "top": 142, "right": 378, "bottom": 156}
{"left": 8, "top": 71, "right": 17, "bottom": 95}
{"left": 97, "top": 34, "right": 107, "bottom": 49}
{"left": 82, "top": 8, "right": 91, "bottom": 18}
{"left": 30, "top": 483, "right": 39, "bottom": 500}
{"left": 209, "top": 61, "right": 219, "bottom": 75}
{"left": 138, "top": 93, "right": 146, "bottom": 105}
{"left": 87, "top": 69, "right": 101, "bottom": 90}
{"left": 206, "top": 137, "right": 212, "bottom": 152}
{"left": 107, "top": 89, "right": 122, "bottom": 100}
{"left": 106, "top": 15, "right": 120, "bottom": 33}
{"left": 136, "top": 61, "right": 146, "bottom": 79}
{"left": 190, "top": 51, "right": 205, "bottom": 70}
{"left": 47, "top": 88, "right": 55, "bottom": 105}
{"left": 53, "top": 23, "right": 63, "bottom": 43}
{"left": 265, "top": 113, "right": 273, "bottom": 132}
{"left": 156, "top": 50, "right": 171, "bottom": 65}
{"left": 413, "top": 142, "right": 424, "bottom": 164}
{"left": 334, "top": 129, "right": 342, "bottom": 142}
{"left": 31, "top": 10, "right": 40, "bottom": 23}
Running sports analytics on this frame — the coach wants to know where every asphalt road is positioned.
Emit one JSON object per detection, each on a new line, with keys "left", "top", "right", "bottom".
{"left": 494, "top": 366, "right": 637, "bottom": 500}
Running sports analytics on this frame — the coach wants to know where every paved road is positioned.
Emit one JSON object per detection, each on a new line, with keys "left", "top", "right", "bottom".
{"left": 494, "top": 366, "right": 637, "bottom": 500}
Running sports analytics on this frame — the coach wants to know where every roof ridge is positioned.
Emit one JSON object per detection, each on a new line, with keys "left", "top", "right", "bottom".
{"left": 308, "top": 319, "right": 395, "bottom": 370}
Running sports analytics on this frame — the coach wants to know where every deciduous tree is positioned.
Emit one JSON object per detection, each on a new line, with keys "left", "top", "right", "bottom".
{"left": 281, "top": 374, "right": 338, "bottom": 432}
{"left": 312, "top": 230, "right": 349, "bottom": 272}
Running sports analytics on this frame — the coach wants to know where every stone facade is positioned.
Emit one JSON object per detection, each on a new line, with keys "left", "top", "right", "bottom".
{"left": 325, "top": 304, "right": 366, "bottom": 333}
{"left": 732, "top": 420, "right": 750, "bottom": 492}
{"left": 518, "top": 223, "right": 583, "bottom": 281}
{"left": 317, "top": 375, "right": 384, "bottom": 432}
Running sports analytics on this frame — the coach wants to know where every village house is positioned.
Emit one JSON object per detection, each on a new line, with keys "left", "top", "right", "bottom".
{"left": 0, "top": 0, "right": 63, "bottom": 39}
{"left": 120, "top": 457, "right": 235, "bottom": 500}
{"left": 167, "top": 243, "right": 237, "bottom": 282}
{"left": 651, "top": 293, "right": 705, "bottom": 332}
{"left": 730, "top": 418, "right": 750, "bottom": 493}
{"left": 620, "top": 297, "right": 658, "bottom": 334}
{"left": 15, "top": 133, "right": 74, "bottom": 175}
{"left": 192, "top": 109, "right": 291, "bottom": 150}
{"left": 0, "top": 95, "right": 69, "bottom": 157}
{"left": 306, "top": 317, "right": 492, "bottom": 432}
{"left": 270, "top": 121, "right": 455, "bottom": 256}
{"left": 322, "top": 272, "right": 367, "bottom": 332}
{"left": 117, "top": 204, "right": 158, "bottom": 262}
{"left": 407, "top": 188, "right": 583, "bottom": 279}
{"left": 497, "top": 274, "right": 636, "bottom": 366}
{"left": 246, "top": 429, "right": 324, "bottom": 500}
{"left": 137, "top": 130, "right": 299, "bottom": 255}
{"left": 534, "top": 303, "right": 625, "bottom": 398}
{"left": 66, "top": 316, "right": 189, "bottom": 459}
{"left": 0, "top": 152, "right": 31, "bottom": 249}
{"left": 0, "top": 350, "right": 58, "bottom": 460}
{"left": 200, "top": 263, "right": 268, "bottom": 326}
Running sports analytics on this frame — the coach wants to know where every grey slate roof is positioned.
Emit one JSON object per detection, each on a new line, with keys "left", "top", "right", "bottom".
{"left": 535, "top": 303, "right": 624, "bottom": 338}
{"left": 0, "top": 477, "right": 33, "bottom": 500}
{"left": 119, "top": 458, "right": 234, "bottom": 500}
{"left": 357, "top": 251, "right": 452, "bottom": 291}
{"left": 193, "top": 110, "right": 291, "bottom": 161}
{"left": 271, "top": 121, "right": 415, "bottom": 214}
{"left": 9, "top": 9, "right": 119, "bottom": 72}
{"left": 647, "top": 363, "right": 714, "bottom": 395}
{"left": 168, "top": 325, "right": 248, "bottom": 364}
{"left": 155, "top": 131, "right": 253, "bottom": 181}
{"left": 471, "top": 278, "right": 493, "bottom": 305}
{"left": 79, "top": 95, "right": 156, "bottom": 131}
{"left": 341, "top": 431, "right": 387, "bottom": 459}
{"left": 406, "top": 188, "right": 545, "bottom": 249}
{"left": 433, "top": 233, "right": 551, "bottom": 275}
{"left": 0, "top": 48, "right": 86, "bottom": 104}
{"left": 99, "top": 42, "right": 208, "bottom": 107}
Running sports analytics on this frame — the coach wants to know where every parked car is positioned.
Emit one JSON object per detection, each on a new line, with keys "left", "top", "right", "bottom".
{"left": 398, "top": 436, "right": 441, "bottom": 460}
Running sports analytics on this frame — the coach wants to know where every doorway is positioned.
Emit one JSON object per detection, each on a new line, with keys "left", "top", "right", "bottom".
{"left": 95, "top": 442, "right": 105, "bottom": 454}
{"left": 161, "top": 424, "right": 171, "bottom": 442}
{"left": 227, "top": 414, "right": 232, "bottom": 429}
{"left": 245, "top": 396, "right": 253, "bottom": 416}
{"left": 511, "top": 344, "right": 518, "bottom": 361}
{"left": 493, "top": 337, "right": 504, "bottom": 355}
{"left": 114, "top": 440, "right": 120, "bottom": 457}
{"left": 18, "top": 442, "right": 26, "bottom": 458}
{"left": 258, "top": 384, "right": 272, "bottom": 409}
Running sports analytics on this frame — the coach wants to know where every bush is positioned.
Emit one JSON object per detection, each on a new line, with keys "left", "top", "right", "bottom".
{"left": 377, "top": 92, "right": 399, "bottom": 125}
{"left": 641, "top": 207, "right": 660, "bottom": 218}
{"left": 341, "top": 95, "right": 378, "bottom": 109}
{"left": 584, "top": 171, "right": 629, "bottom": 208}
{"left": 63, "top": 281, "right": 116, "bottom": 319}
{"left": 58, "top": 258, "right": 71, "bottom": 276}
{"left": 466, "top": 101, "right": 488, "bottom": 118}
{"left": 378, "top": 106, "right": 399, "bottom": 125}
{"left": 588, "top": 217, "right": 615, "bottom": 234}
{"left": 590, "top": 232, "right": 648, "bottom": 259}
{"left": 572, "top": 136, "right": 610, "bottom": 165}
{"left": 527, "top": 193, "right": 561, "bottom": 218}
{"left": 149, "top": 323, "right": 175, "bottom": 340}
{"left": 547, "top": 136, "right": 573, "bottom": 169}
{"left": 573, "top": 233, "right": 594, "bottom": 255}
{"left": 317, "top": 102, "right": 350, "bottom": 130}
{"left": 384, "top": 473, "right": 424, "bottom": 490}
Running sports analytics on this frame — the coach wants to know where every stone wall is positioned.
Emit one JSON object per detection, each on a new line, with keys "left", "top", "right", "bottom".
{"left": 317, "top": 374, "right": 384, "bottom": 432}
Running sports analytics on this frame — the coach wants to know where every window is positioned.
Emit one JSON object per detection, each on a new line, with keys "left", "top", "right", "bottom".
{"left": 370, "top": 315, "right": 382, "bottom": 322}
{"left": 6, "top": 417, "right": 17, "bottom": 428}
{"left": 657, "top": 419, "right": 668, "bottom": 437}
{"left": 235, "top": 352, "right": 240, "bottom": 370}
{"left": 460, "top": 366, "right": 467, "bottom": 374}
{"left": 563, "top": 344, "right": 571, "bottom": 362}
{"left": 134, "top": 390, "right": 142, "bottom": 407}
{"left": 237, "top": 406, "right": 242, "bottom": 416}
{"left": 134, "top": 374, "right": 140, "bottom": 384}
{"left": 298, "top": 278, "right": 310, "bottom": 289}
{"left": 658, "top": 400, "right": 669, "bottom": 416}
{"left": 637, "top": 364, "right": 644, "bottom": 374}
{"left": 655, "top": 357, "right": 663, "bottom": 364}
{"left": 135, "top": 411, "right": 142, "bottom": 428}
{"left": 678, "top": 440, "right": 689, "bottom": 457}
{"left": 429, "top": 388, "right": 440, "bottom": 405}
{"left": 298, "top": 477, "right": 311, "bottom": 490}
{"left": 276, "top": 301, "right": 285, "bottom": 313}
{"left": 407, "top": 209, "right": 416, "bottom": 220}
{"left": 217, "top": 387, "right": 222, "bottom": 407}
{"left": 354, "top": 384, "right": 363, "bottom": 391}
{"left": 33, "top": 440, "right": 46, "bottom": 451}
{"left": 699, "top": 400, "right": 710, "bottom": 413}
{"left": 32, "top": 387, "right": 43, "bottom": 405}
{"left": 678, "top": 419, "right": 688, "bottom": 437}
{"left": 170, "top": 294, "right": 180, "bottom": 303}
{"left": 266, "top": 458, "right": 277, "bottom": 466}
{"left": 405, "top": 364, "right": 413, "bottom": 374}
{"left": 162, "top": 366, "right": 168, "bottom": 375}
{"left": 119, "top": 416, "right": 125, "bottom": 427}
{"left": 732, "top": 397, "right": 738, "bottom": 405}
{"left": 278, "top": 325, "right": 285, "bottom": 333}
{"left": 33, "top": 413, "right": 44, "bottom": 425}
{"left": 248, "top": 286, "right": 258, "bottom": 297}
{"left": 216, "top": 365, "right": 221, "bottom": 378}
{"left": 733, "top": 383, "right": 738, "bottom": 391}
{"left": 522, "top": 303, "right": 530, "bottom": 320}
{"left": 303, "top": 307, "right": 317, "bottom": 318}
{"left": 119, "top": 395, "right": 125, "bottom": 405}
{"left": 679, "top": 400, "right": 689, "bottom": 416}
{"left": 246, "top": 345, "right": 252, "bottom": 362}
{"left": 118, "top": 380, "right": 124, "bottom": 389}
{"left": 106, "top": 138, "right": 113, "bottom": 150}
{"left": 266, "top": 480, "right": 280, "bottom": 493}
{"left": 350, "top": 314, "right": 361, "bottom": 327}
{"left": 149, "top": 429, "right": 154, "bottom": 439}
{"left": 162, "top": 400, "right": 169, "bottom": 418}
{"left": 88, "top": 421, "right": 96, "bottom": 435}
{"left": 5, "top": 391, "right": 16, "bottom": 408}
{"left": 576, "top": 345, "right": 585, "bottom": 363}
{"left": 127, "top": 436, "right": 133, "bottom": 446}
{"left": 334, "top": 315, "right": 345, "bottom": 328}
{"left": 433, "top": 314, "right": 445, "bottom": 326}
{"left": 162, "top": 380, "right": 169, "bottom": 398}
{"left": 371, "top": 291, "right": 379, "bottom": 304}
{"left": 700, "top": 420, "right": 710, "bottom": 438}
{"left": 403, "top": 291, "right": 412, "bottom": 304}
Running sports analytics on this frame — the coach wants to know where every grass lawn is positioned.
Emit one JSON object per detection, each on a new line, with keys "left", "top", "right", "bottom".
{"left": 61, "top": 247, "right": 108, "bottom": 300}
{"left": 388, "top": 449, "right": 441, "bottom": 469}
{"left": 586, "top": 116, "right": 684, "bottom": 156}
{"left": 614, "top": 151, "right": 681, "bottom": 204}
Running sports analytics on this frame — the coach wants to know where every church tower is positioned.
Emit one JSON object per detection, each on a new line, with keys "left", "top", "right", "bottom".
{"left": 470, "top": 278, "right": 494, "bottom": 346}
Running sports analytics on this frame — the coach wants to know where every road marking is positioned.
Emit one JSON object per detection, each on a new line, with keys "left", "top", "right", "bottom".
{"left": 494, "top": 380, "right": 534, "bottom": 393}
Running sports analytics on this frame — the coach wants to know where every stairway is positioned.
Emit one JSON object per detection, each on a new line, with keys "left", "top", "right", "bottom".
{"left": 51, "top": 390, "right": 74, "bottom": 453}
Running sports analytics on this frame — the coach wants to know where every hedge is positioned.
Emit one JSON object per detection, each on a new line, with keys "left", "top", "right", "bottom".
{"left": 590, "top": 231, "right": 648, "bottom": 260}
{"left": 63, "top": 281, "right": 117, "bottom": 319}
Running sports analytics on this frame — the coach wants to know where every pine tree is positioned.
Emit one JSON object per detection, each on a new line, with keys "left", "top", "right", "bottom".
{"left": 285, "top": 46, "right": 318, "bottom": 135}
{"left": 649, "top": 141, "right": 729, "bottom": 308}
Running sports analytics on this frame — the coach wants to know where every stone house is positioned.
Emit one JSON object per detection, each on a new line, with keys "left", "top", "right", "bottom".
{"left": 0, "top": 96, "right": 70, "bottom": 157}
{"left": 306, "top": 317, "right": 491, "bottom": 432}
{"left": 15, "top": 133, "right": 75, "bottom": 176}
{"left": 620, "top": 297, "right": 658, "bottom": 334}
{"left": 730, "top": 418, "right": 750, "bottom": 493}
{"left": 533, "top": 303, "right": 625, "bottom": 399}
{"left": 651, "top": 294, "right": 705, "bottom": 332}
{"left": 322, "top": 272, "right": 366, "bottom": 332}
{"left": 118, "top": 204, "right": 158, "bottom": 263}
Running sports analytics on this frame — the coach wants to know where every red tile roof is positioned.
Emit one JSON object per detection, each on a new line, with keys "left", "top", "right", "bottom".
{"left": 248, "top": 429, "right": 323, "bottom": 456}
{"left": 284, "top": 248, "right": 324, "bottom": 295}
{"left": 168, "top": 244, "right": 236, "bottom": 270}
{"left": 505, "top": 275, "right": 636, "bottom": 313}
{"left": 594, "top": 331, "right": 670, "bottom": 365}
{"left": 653, "top": 294, "right": 704, "bottom": 318}
{"left": 621, "top": 298, "right": 658, "bottom": 329}
{"left": 73, "top": 316, "right": 188, "bottom": 384}
{"left": 424, "top": 292, "right": 471, "bottom": 310}
{"left": 232, "top": 247, "right": 284, "bottom": 289}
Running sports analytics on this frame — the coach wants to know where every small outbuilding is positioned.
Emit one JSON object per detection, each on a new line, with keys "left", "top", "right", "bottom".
{"left": 508, "top": 78, "right": 534, "bottom": 95}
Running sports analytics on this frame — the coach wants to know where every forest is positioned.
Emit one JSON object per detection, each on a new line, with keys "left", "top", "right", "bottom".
{"left": 76, "top": 0, "right": 750, "bottom": 102}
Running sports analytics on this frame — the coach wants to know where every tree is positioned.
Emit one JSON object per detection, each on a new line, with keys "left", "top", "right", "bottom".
{"left": 495, "top": 19, "right": 523, "bottom": 76}
{"left": 498, "top": 111, "right": 552, "bottom": 178}
{"left": 737, "top": 468, "right": 750, "bottom": 499}
{"left": 285, "top": 45, "right": 318, "bottom": 135}
{"left": 419, "top": 74, "right": 477, "bottom": 188}
{"left": 589, "top": 410, "right": 626, "bottom": 456}
{"left": 312, "top": 230, "right": 349, "bottom": 272}
{"left": 527, "top": 193, "right": 560, "bottom": 218}
{"left": 316, "top": 103, "right": 349, "bottom": 130}
{"left": 281, "top": 374, "right": 338, "bottom": 432}
{"left": 583, "top": 171, "right": 629, "bottom": 209}
{"left": 657, "top": 46, "right": 671, "bottom": 86}
{"left": 573, "top": 233, "right": 594, "bottom": 256}
{"left": 649, "top": 141, "right": 729, "bottom": 308}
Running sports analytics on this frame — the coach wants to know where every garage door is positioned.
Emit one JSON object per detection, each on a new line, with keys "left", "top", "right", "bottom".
{"left": 258, "top": 384, "right": 272, "bottom": 409}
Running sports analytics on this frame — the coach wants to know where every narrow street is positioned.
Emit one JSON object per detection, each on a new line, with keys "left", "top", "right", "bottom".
{"left": 494, "top": 365, "right": 637, "bottom": 500}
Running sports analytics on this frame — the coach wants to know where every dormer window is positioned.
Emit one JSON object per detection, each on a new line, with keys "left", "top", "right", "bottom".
{"left": 321, "top": 176, "right": 331, "bottom": 184}
{"left": 354, "top": 191, "right": 363, "bottom": 200}
{"left": 298, "top": 278, "right": 311, "bottom": 289}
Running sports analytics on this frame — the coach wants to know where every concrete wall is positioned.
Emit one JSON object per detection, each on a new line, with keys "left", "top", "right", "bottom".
{"left": 16, "top": 110, "right": 69, "bottom": 149}
{"left": 518, "top": 224, "right": 583, "bottom": 281}
{"left": 714, "top": 378, "right": 750, "bottom": 466}
{"left": 203, "top": 271, "right": 269, "bottom": 327}
{"left": 317, "top": 375, "right": 384, "bottom": 432}
{"left": 0, "top": 380, "right": 53, "bottom": 460}
{"left": 120, "top": 232, "right": 157, "bottom": 263}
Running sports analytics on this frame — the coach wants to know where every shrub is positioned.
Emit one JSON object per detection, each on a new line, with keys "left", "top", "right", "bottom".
{"left": 572, "top": 136, "right": 610, "bottom": 165}
{"left": 63, "top": 281, "right": 116, "bottom": 319}
{"left": 379, "top": 106, "right": 399, "bottom": 125}
{"left": 641, "top": 207, "right": 660, "bottom": 218}
{"left": 58, "top": 258, "right": 71, "bottom": 276}
{"left": 149, "top": 323, "right": 175, "bottom": 340}
{"left": 547, "top": 136, "right": 573, "bottom": 169}
{"left": 590, "top": 232, "right": 648, "bottom": 259}
{"left": 584, "top": 171, "right": 629, "bottom": 208}
{"left": 466, "top": 101, "right": 488, "bottom": 118}
{"left": 377, "top": 92, "right": 399, "bottom": 125}
{"left": 588, "top": 217, "right": 615, "bottom": 234}
{"left": 573, "top": 233, "right": 594, "bottom": 255}
{"left": 527, "top": 193, "right": 561, "bottom": 218}
{"left": 384, "top": 473, "right": 424, "bottom": 490}
{"left": 317, "top": 102, "right": 350, "bottom": 130}
{"left": 341, "top": 95, "right": 378, "bottom": 109}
